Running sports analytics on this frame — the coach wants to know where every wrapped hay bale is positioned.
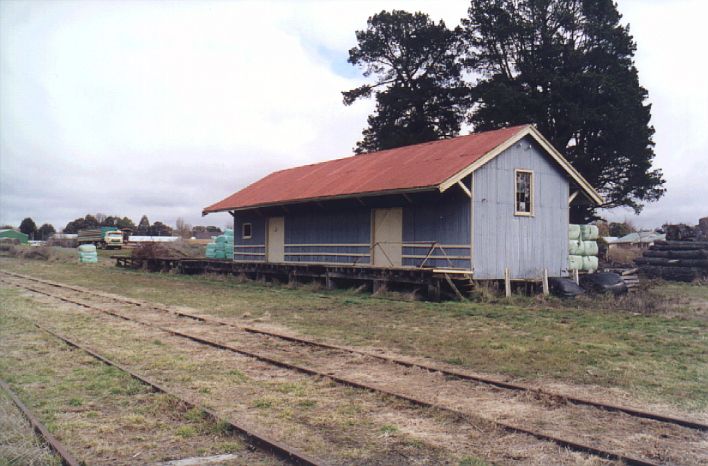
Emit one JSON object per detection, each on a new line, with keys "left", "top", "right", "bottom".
{"left": 580, "top": 225, "right": 599, "bottom": 240}
{"left": 569, "top": 240, "right": 584, "bottom": 255}
{"left": 569, "top": 224, "right": 581, "bottom": 240}
{"left": 205, "top": 243, "right": 217, "bottom": 259}
{"left": 78, "top": 249, "right": 98, "bottom": 263}
{"left": 568, "top": 255, "right": 583, "bottom": 270}
{"left": 224, "top": 228, "right": 234, "bottom": 237}
{"left": 214, "top": 235, "right": 227, "bottom": 244}
{"left": 213, "top": 240, "right": 226, "bottom": 259}
{"left": 78, "top": 244, "right": 97, "bottom": 253}
{"left": 582, "top": 256, "right": 599, "bottom": 271}
{"left": 582, "top": 241, "right": 599, "bottom": 256}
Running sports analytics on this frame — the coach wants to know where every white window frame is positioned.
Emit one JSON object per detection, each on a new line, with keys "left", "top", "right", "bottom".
{"left": 514, "top": 169, "right": 534, "bottom": 216}
{"left": 242, "top": 223, "right": 252, "bottom": 239}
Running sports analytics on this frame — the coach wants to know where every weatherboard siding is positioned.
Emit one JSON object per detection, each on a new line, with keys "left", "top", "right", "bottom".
{"left": 472, "top": 137, "right": 569, "bottom": 279}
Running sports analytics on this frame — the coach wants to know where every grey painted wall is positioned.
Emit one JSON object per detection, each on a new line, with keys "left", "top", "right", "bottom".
{"left": 472, "top": 136, "right": 569, "bottom": 279}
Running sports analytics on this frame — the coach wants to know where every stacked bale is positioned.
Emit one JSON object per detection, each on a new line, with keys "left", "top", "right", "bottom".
{"left": 78, "top": 244, "right": 98, "bottom": 263}
{"left": 569, "top": 224, "right": 599, "bottom": 272}
{"left": 213, "top": 236, "right": 227, "bottom": 259}
{"left": 635, "top": 240, "right": 708, "bottom": 281}
{"left": 204, "top": 229, "right": 234, "bottom": 260}
{"left": 224, "top": 228, "right": 234, "bottom": 260}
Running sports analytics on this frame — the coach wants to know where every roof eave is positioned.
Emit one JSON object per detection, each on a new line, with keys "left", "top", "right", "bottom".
{"left": 202, "top": 185, "right": 439, "bottom": 215}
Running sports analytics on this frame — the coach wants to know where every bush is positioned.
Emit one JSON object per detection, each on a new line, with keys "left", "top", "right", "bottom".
{"left": 606, "top": 246, "right": 641, "bottom": 266}
{"left": 131, "top": 242, "right": 171, "bottom": 260}
{"left": 3, "top": 245, "right": 75, "bottom": 262}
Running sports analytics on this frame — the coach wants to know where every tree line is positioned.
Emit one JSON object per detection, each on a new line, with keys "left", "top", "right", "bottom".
{"left": 5, "top": 214, "right": 224, "bottom": 240}
{"left": 344, "top": 0, "right": 665, "bottom": 222}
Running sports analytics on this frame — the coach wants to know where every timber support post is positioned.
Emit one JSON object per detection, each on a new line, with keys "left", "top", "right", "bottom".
{"left": 542, "top": 269, "right": 549, "bottom": 296}
{"left": 504, "top": 268, "right": 511, "bottom": 298}
{"left": 325, "top": 273, "right": 335, "bottom": 290}
{"left": 372, "top": 279, "right": 387, "bottom": 294}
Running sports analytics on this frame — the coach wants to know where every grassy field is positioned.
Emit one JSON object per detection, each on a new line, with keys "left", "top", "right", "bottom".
{"left": 1, "top": 254, "right": 706, "bottom": 413}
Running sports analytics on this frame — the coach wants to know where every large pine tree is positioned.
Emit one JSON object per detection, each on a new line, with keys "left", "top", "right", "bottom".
{"left": 343, "top": 10, "right": 469, "bottom": 154}
{"left": 462, "top": 0, "right": 665, "bottom": 221}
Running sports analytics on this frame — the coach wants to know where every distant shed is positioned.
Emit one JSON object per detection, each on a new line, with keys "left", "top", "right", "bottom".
{"left": 0, "top": 229, "right": 29, "bottom": 244}
{"left": 203, "top": 125, "right": 603, "bottom": 280}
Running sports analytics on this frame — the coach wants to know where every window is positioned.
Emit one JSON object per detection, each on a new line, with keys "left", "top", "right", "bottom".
{"left": 242, "top": 223, "right": 252, "bottom": 239}
{"left": 515, "top": 170, "right": 533, "bottom": 215}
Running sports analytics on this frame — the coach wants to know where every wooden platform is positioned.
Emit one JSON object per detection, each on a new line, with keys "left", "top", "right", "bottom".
{"left": 112, "top": 256, "right": 475, "bottom": 300}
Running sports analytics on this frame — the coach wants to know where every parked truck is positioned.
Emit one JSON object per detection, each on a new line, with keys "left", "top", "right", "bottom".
{"left": 77, "top": 227, "right": 123, "bottom": 249}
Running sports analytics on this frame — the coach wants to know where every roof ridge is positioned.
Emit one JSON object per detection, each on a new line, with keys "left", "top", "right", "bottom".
{"left": 268, "top": 124, "right": 531, "bottom": 176}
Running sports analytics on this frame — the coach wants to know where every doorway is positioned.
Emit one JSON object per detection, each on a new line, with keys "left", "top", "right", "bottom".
{"left": 267, "top": 217, "right": 284, "bottom": 262}
{"left": 372, "top": 208, "right": 402, "bottom": 267}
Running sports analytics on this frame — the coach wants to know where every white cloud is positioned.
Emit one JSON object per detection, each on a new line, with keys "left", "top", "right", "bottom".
{"left": 1, "top": 0, "right": 706, "bottom": 231}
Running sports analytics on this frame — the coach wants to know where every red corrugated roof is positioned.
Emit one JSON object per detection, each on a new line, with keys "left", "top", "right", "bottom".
{"left": 204, "top": 125, "right": 529, "bottom": 213}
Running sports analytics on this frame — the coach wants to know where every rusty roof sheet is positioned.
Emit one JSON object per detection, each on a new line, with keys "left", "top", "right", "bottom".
{"left": 204, "top": 125, "right": 529, "bottom": 213}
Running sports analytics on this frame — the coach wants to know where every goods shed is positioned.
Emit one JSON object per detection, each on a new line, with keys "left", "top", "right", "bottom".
{"left": 203, "top": 125, "right": 602, "bottom": 280}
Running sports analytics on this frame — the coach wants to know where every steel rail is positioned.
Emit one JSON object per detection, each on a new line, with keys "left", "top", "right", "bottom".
{"left": 3, "top": 276, "right": 662, "bottom": 466}
{"left": 0, "top": 378, "right": 81, "bottom": 466}
{"left": 3, "top": 270, "right": 705, "bottom": 432}
{"left": 26, "top": 321, "right": 326, "bottom": 466}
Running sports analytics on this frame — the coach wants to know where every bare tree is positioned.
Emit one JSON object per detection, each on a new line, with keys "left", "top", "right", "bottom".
{"left": 95, "top": 212, "right": 107, "bottom": 224}
{"left": 175, "top": 217, "right": 192, "bottom": 239}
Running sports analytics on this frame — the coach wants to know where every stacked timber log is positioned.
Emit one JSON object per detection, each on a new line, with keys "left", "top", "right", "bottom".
{"left": 635, "top": 240, "right": 708, "bottom": 282}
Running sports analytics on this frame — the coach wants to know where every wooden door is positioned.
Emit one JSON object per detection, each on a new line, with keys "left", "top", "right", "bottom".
{"left": 267, "top": 217, "right": 284, "bottom": 262}
{"left": 372, "top": 208, "right": 402, "bottom": 267}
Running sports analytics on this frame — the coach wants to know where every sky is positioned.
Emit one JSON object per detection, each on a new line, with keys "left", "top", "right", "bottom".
{"left": 1, "top": 0, "right": 706, "bottom": 232}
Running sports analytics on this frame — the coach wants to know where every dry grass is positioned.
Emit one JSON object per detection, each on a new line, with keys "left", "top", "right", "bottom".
{"left": 1, "top": 245, "right": 76, "bottom": 263}
{"left": 0, "top": 390, "right": 61, "bottom": 466}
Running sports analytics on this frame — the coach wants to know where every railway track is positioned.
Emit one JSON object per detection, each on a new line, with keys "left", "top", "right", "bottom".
{"left": 2, "top": 271, "right": 706, "bottom": 465}
{"left": 0, "top": 378, "right": 81, "bottom": 466}
{"left": 13, "top": 321, "right": 324, "bottom": 466}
